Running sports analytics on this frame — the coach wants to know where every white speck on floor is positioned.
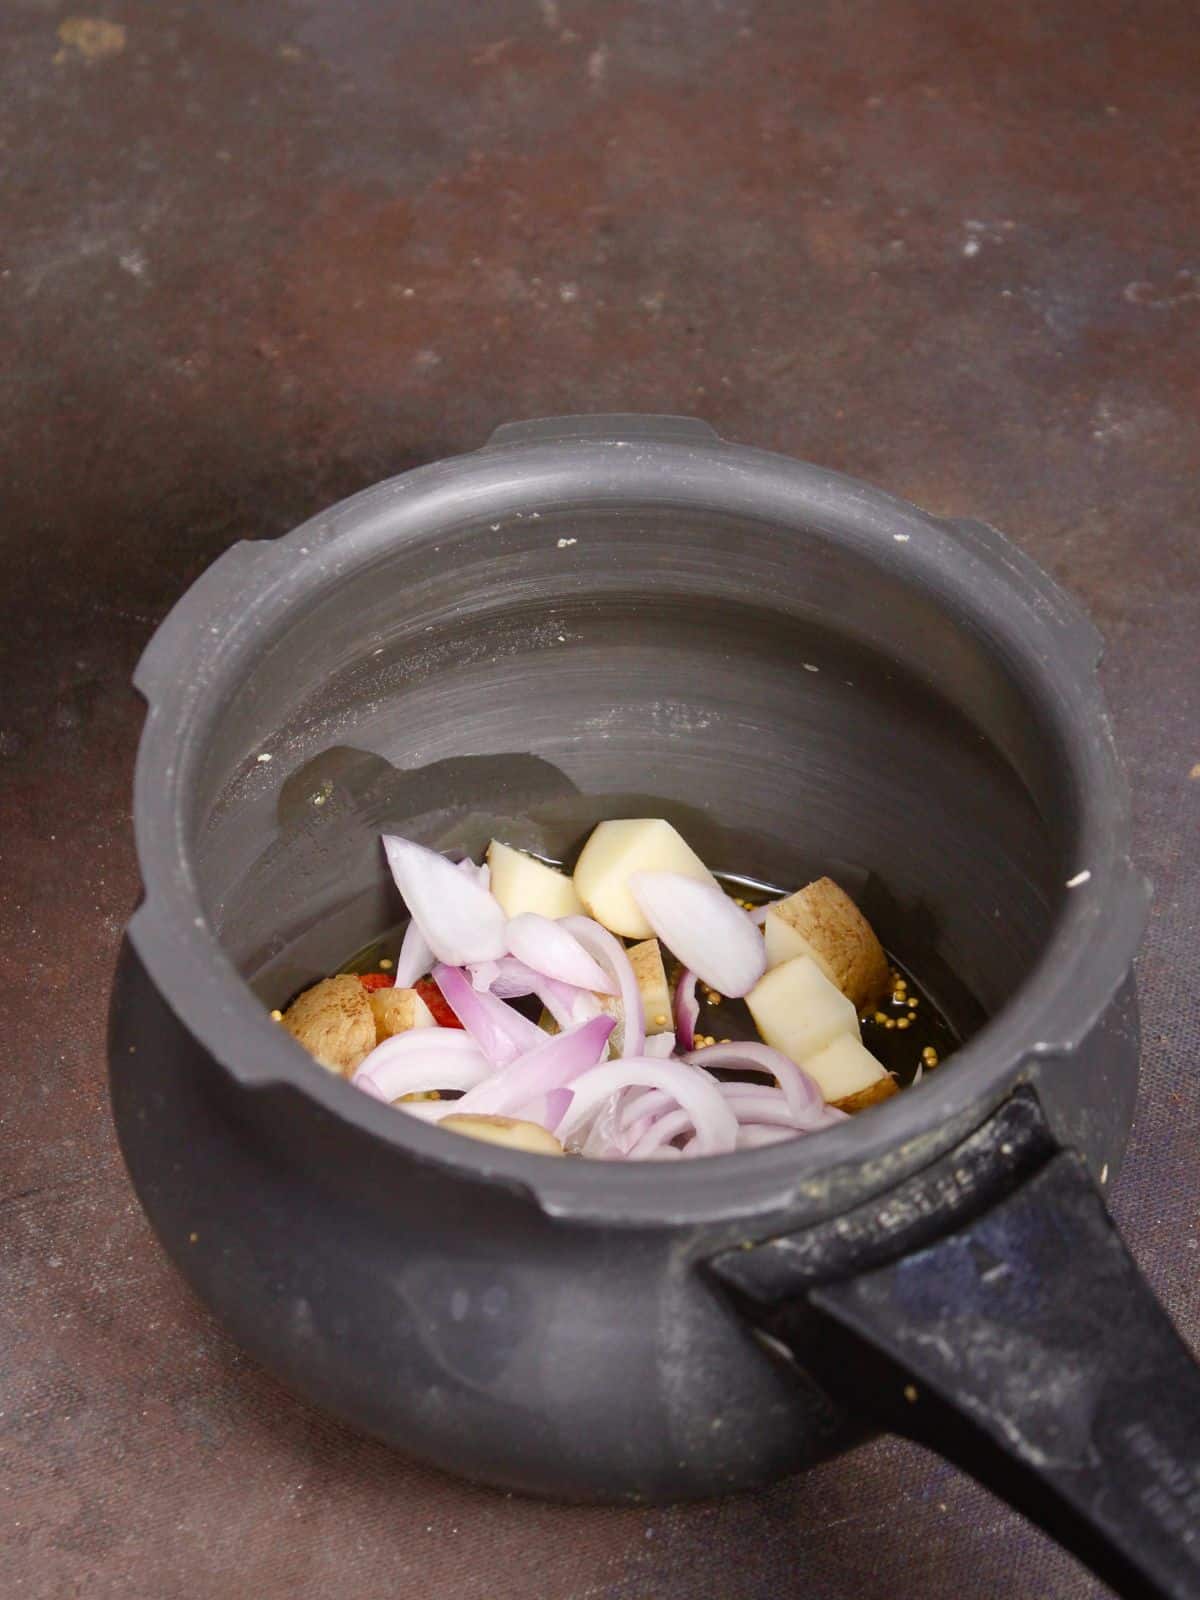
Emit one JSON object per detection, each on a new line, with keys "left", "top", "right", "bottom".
{"left": 1065, "top": 869, "right": 1091, "bottom": 888}
{"left": 556, "top": 537, "right": 577, "bottom": 548}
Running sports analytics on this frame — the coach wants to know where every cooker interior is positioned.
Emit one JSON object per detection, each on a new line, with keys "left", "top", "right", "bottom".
{"left": 182, "top": 498, "right": 1074, "bottom": 1051}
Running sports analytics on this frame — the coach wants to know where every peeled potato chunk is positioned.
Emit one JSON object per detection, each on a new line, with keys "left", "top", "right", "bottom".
{"left": 368, "top": 986, "right": 436, "bottom": 1043}
{"left": 746, "top": 955, "right": 860, "bottom": 1066}
{"left": 572, "top": 819, "right": 717, "bottom": 939}
{"left": 487, "top": 840, "right": 583, "bottom": 919}
{"left": 764, "top": 878, "right": 889, "bottom": 1011}
{"left": 628, "top": 938, "right": 672, "bottom": 1034}
{"left": 803, "top": 1034, "right": 898, "bottom": 1111}
{"left": 282, "top": 974, "right": 376, "bottom": 1077}
{"left": 439, "top": 1113, "right": 564, "bottom": 1155}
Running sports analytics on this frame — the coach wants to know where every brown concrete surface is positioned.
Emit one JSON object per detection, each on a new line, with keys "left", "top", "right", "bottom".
{"left": 2, "top": 1, "right": 1198, "bottom": 1595}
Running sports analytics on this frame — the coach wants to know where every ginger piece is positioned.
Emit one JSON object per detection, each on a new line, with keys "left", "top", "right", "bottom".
{"left": 281, "top": 975, "right": 376, "bottom": 1077}
{"left": 764, "top": 878, "right": 889, "bottom": 1011}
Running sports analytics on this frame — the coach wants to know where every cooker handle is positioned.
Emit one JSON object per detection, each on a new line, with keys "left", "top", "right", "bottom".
{"left": 711, "top": 1089, "right": 1200, "bottom": 1600}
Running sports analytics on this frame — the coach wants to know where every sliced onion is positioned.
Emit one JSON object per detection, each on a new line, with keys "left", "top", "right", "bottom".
{"left": 393, "top": 915, "right": 434, "bottom": 987}
{"left": 720, "top": 1083, "right": 845, "bottom": 1132}
{"left": 673, "top": 969, "right": 699, "bottom": 1051}
{"left": 683, "top": 1042, "right": 824, "bottom": 1121}
{"left": 615, "top": 1061, "right": 840, "bottom": 1150}
{"left": 559, "top": 915, "right": 645, "bottom": 1057}
{"left": 465, "top": 858, "right": 491, "bottom": 890}
{"left": 749, "top": 902, "right": 772, "bottom": 926}
{"left": 643, "top": 1031, "right": 676, "bottom": 1059}
{"left": 506, "top": 913, "right": 616, "bottom": 994}
{"left": 735, "top": 1125, "right": 796, "bottom": 1148}
{"left": 506, "top": 1086, "right": 575, "bottom": 1131}
{"left": 452, "top": 1014, "right": 616, "bottom": 1118}
{"left": 556, "top": 1057, "right": 738, "bottom": 1155}
{"left": 483, "top": 956, "right": 602, "bottom": 1030}
{"left": 589, "top": 1085, "right": 664, "bottom": 1154}
{"left": 629, "top": 872, "right": 766, "bottom": 997}
{"left": 434, "top": 963, "right": 544, "bottom": 1065}
{"left": 619, "top": 1109, "right": 660, "bottom": 1152}
{"left": 470, "top": 960, "right": 501, "bottom": 992}
{"left": 571, "top": 1088, "right": 630, "bottom": 1157}
{"left": 382, "top": 835, "right": 506, "bottom": 966}
{"left": 543, "top": 1086, "right": 573, "bottom": 1126}
{"left": 353, "top": 1028, "right": 492, "bottom": 1101}
{"left": 619, "top": 1086, "right": 682, "bottom": 1132}
{"left": 481, "top": 956, "right": 539, "bottom": 1000}
{"left": 394, "top": 856, "right": 493, "bottom": 989}
{"left": 627, "top": 1107, "right": 695, "bottom": 1158}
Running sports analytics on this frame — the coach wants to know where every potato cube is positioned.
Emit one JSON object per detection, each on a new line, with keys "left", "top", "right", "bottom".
{"left": 628, "top": 938, "right": 672, "bottom": 1034}
{"left": 803, "top": 1034, "right": 897, "bottom": 1111}
{"left": 487, "top": 841, "right": 583, "bottom": 919}
{"left": 439, "top": 1114, "right": 564, "bottom": 1155}
{"left": 572, "top": 819, "right": 717, "bottom": 938}
{"left": 746, "top": 955, "right": 859, "bottom": 1065}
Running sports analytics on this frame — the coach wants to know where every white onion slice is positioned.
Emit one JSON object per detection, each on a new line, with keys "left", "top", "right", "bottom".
{"left": 735, "top": 1125, "right": 796, "bottom": 1148}
{"left": 720, "top": 1083, "right": 845, "bottom": 1132}
{"left": 643, "top": 1031, "right": 676, "bottom": 1059}
{"left": 466, "top": 858, "right": 491, "bottom": 890}
{"left": 382, "top": 835, "right": 506, "bottom": 966}
{"left": 434, "top": 963, "right": 544, "bottom": 1066}
{"left": 556, "top": 1057, "right": 738, "bottom": 1155}
{"left": 629, "top": 872, "right": 766, "bottom": 997}
{"left": 506, "top": 913, "right": 616, "bottom": 994}
{"left": 353, "top": 1028, "right": 492, "bottom": 1101}
{"left": 483, "top": 956, "right": 602, "bottom": 1029}
{"left": 627, "top": 1107, "right": 695, "bottom": 1158}
{"left": 682, "top": 1042, "right": 825, "bottom": 1122}
{"left": 674, "top": 969, "right": 699, "bottom": 1050}
{"left": 571, "top": 1088, "right": 631, "bottom": 1157}
{"left": 393, "top": 915, "right": 434, "bottom": 988}
{"left": 617, "top": 1071, "right": 716, "bottom": 1136}
{"left": 624, "top": 1082, "right": 838, "bottom": 1156}
{"left": 452, "top": 1014, "right": 616, "bottom": 1119}
{"left": 559, "top": 915, "right": 645, "bottom": 1057}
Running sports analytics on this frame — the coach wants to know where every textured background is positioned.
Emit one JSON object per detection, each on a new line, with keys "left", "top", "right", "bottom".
{"left": 2, "top": 2, "right": 1198, "bottom": 1596}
